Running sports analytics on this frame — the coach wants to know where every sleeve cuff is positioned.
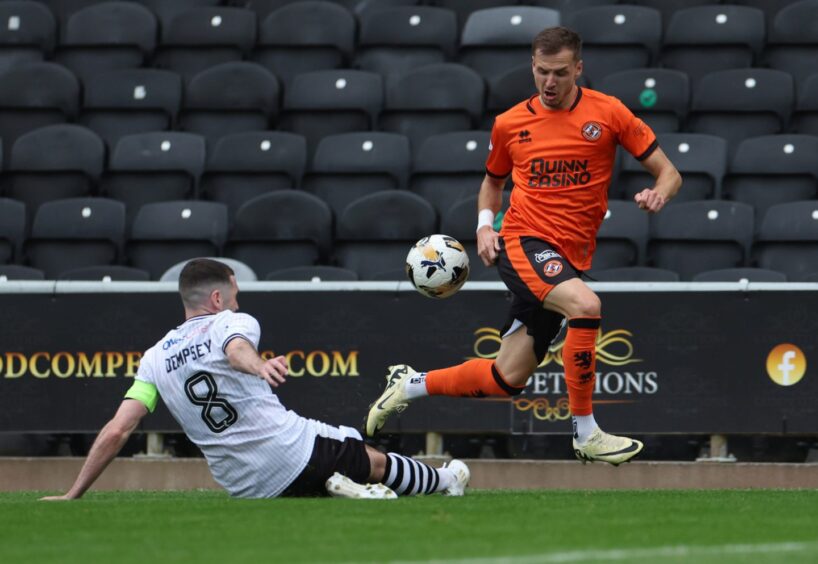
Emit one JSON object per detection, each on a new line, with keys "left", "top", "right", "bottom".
{"left": 635, "top": 139, "right": 659, "bottom": 161}
{"left": 486, "top": 167, "right": 510, "bottom": 179}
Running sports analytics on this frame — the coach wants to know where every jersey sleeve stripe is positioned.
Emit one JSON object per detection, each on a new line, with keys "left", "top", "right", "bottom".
{"left": 486, "top": 167, "right": 510, "bottom": 179}
{"left": 635, "top": 139, "right": 659, "bottom": 161}
{"left": 222, "top": 333, "right": 254, "bottom": 353}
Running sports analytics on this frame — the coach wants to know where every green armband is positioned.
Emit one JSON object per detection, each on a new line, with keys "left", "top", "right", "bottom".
{"left": 124, "top": 380, "right": 159, "bottom": 413}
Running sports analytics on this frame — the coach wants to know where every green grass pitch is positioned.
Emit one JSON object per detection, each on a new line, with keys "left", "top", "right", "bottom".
{"left": 3, "top": 490, "right": 818, "bottom": 563}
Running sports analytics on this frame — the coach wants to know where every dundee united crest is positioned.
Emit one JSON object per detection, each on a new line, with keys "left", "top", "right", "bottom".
{"left": 581, "top": 121, "right": 602, "bottom": 141}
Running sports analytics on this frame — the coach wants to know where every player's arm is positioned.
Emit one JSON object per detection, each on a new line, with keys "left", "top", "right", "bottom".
{"left": 633, "top": 146, "right": 682, "bottom": 213}
{"left": 224, "top": 337, "right": 288, "bottom": 388}
{"left": 476, "top": 174, "right": 507, "bottom": 266}
{"left": 40, "top": 399, "right": 148, "bottom": 501}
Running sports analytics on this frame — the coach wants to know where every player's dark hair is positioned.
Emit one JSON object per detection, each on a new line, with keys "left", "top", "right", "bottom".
{"left": 179, "top": 258, "right": 235, "bottom": 309}
{"left": 531, "top": 26, "right": 582, "bottom": 60}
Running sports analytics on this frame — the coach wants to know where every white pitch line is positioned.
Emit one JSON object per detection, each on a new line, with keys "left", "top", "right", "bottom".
{"left": 388, "top": 541, "right": 818, "bottom": 564}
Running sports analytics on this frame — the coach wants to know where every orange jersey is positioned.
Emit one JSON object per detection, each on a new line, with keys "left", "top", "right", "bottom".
{"left": 486, "top": 87, "right": 657, "bottom": 270}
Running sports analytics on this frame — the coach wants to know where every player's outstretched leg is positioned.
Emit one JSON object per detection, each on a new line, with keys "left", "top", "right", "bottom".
{"left": 365, "top": 364, "right": 418, "bottom": 436}
{"left": 325, "top": 473, "right": 398, "bottom": 499}
{"left": 380, "top": 454, "right": 470, "bottom": 497}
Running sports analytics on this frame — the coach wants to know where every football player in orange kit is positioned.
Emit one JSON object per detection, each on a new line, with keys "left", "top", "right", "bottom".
{"left": 367, "top": 26, "right": 682, "bottom": 465}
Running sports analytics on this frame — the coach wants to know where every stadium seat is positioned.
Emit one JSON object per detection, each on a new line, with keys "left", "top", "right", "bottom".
{"left": 265, "top": 265, "right": 358, "bottom": 281}
{"left": 7, "top": 124, "right": 105, "bottom": 219}
{"left": 593, "top": 200, "right": 649, "bottom": 269}
{"left": 0, "top": 2, "right": 55, "bottom": 73}
{"left": 135, "top": 0, "right": 221, "bottom": 29}
{"left": 439, "top": 192, "right": 510, "bottom": 280}
{"left": 686, "top": 68, "right": 794, "bottom": 158}
{"left": 152, "top": 6, "right": 256, "bottom": 83}
{"left": 159, "top": 257, "right": 257, "bottom": 282}
{"left": 55, "top": 2, "right": 157, "bottom": 82}
{"left": 0, "top": 62, "right": 79, "bottom": 163}
{"left": 252, "top": 2, "right": 355, "bottom": 86}
{"left": 378, "top": 63, "right": 484, "bottom": 151}
{"left": 302, "top": 132, "right": 411, "bottom": 218}
{"left": 723, "top": 135, "right": 818, "bottom": 226}
{"left": 791, "top": 74, "right": 818, "bottom": 136}
{"left": 200, "top": 131, "right": 306, "bottom": 220}
{"left": 224, "top": 191, "right": 332, "bottom": 277}
{"left": 661, "top": 5, "right": 766, "bottom": 89}
{"left": 648, "top": 200, "right": 755, "bottom": 281}
{"left": 692, "top": 267, "right": 787, "bottom": 282}
{"left": 410, "top": 130, "right": 489, "bottom": 217}
{"left": 763, "top": 0, "right": 818, "bottom": 88}
{"left": 730, "top": 0, "right": 806, "bottom": 28}
{"left": 355, "top": 6, "right": 456, "bottom": 77}
{"left": 0, "top": 264, "right": 45, "bottom": 280}
{"left": 753, "top": 201, "right": 818, "bottom": 281}
{"left": 614, "top": 133, "right": 727, "bottom": 202}
{"left": 36, "top": 0, "right": 104, "bottom": 36}
{"left": 458, "top": 6, "right": 560, "bottom": 80}
{"left": 564, "top": 5, "right": 661, "bottom": 86}
{"left": 590, "top": 266, "right": 680, "bottom": 282}
{"left": 426, "top": 0, "right": 510, "bottom": 31}
{"left": 598, "top": 68, "right": 690, "bottom": 134}
{"left": 0, "top": 198, "right": 25, "bottom": 264}
{"left": 79, "top": 68, "right": 182, "bottom": 149}
{"left": 127, "top": 200, "right": 228, "bottom": 280}
{"left": 625, "top": 0, "right": 715, "bottom": 29}
{"left": 102, "top": 132, "right": 206, "bottom": 227}
{"left": 179, "top": 62, "right": 280, "bottom": 145}
{"left": 279, "top": 69, "right": 383, "bottom": 157}
{"left": 24, "top": 197, "right": 125, "bottom": 279}
{"left": 526, "top": 0, "right": 620, "bottom": 14}
{"left": 58, "top": 265, "right": 151, "bottom": 281}
{"left": 335, "top": 191, "right": 436, "bottom": 279}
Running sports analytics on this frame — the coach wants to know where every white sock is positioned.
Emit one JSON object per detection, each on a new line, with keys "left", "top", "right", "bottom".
{"left": 404, "top": 372, "right": 429, "bottom": 399}
{"left": 573, "top": 414, "right": 598, "bottom": 444}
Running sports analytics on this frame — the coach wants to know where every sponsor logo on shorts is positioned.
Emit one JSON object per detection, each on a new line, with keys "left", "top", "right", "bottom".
{"left": 581, "top": 121, "right": 602, "bottom": 141}
{"left": 534, "top": 249, "right": 561, "bottom": 263}
{"left": 543, "top": 260, "right": 563, "bottom": 277}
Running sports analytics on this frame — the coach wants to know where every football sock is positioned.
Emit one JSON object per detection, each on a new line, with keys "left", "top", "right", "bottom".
{"left": 382, "top": 453, "right": 452, "bottom": 495}
{"left": 425, "top": 359, "right": 525, "bottom": 397}
{"left": 404, "top": 372, "right": 428, "bottom": 399}
{"left": 573, "top": 414, "right": 598, "bottom": 445}
{"left": 563, "top": 317, "right": 601, "bottom": 417}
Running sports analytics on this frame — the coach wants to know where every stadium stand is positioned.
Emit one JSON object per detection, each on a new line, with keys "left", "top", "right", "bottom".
{"left": 355, "top": 6, "right": 456, "bottom": 77}
{"left": 102, "top": 131, "right": 205, "bottom": 227}
{"left": 0, "top": 1, "right": 55, "bottom": 74}
{"left": 792, "top": 74, "right": 818, "bottom": 136}
{"left": 57, "top": 265, "right": 152, "bottom": 281}
{"left": 152, "top": 6, "right": 256, "bottom": 83}
{"left": 731, "top": 0, "right": 807, "bottom": 28}
{"left": 614, "top": 133, "right": 727, "bottom": 202}
{"left": 24, "top": 197, "right": 125, "bottom": 279}
{"left": 36, "top": 0, "right": 103, "bottom": 36}
{"left": 692, "top": 267, "right": 787, "bottom": 282}
{"left": 648, "top": 200, "right": 755, "bottom": 281}
{"left": 7, "top": 124, "right": 105, "bottom": 219}
{"left": 0, "top": 264, "right": 45, "bottom": 280}
{"left": 159, "top": 256, "right": 257, "bottom": 281}
{"left": 200, "top": 131, "right": 305, "bottom": 220}
{"left": 458, "top": 6, "right": 560, "bottom": 80}
{"left": 179, "top": 61, "right": 280, "bottom": 145}
{"left": 589, "top": 266, "right": 680, "bottom": 282}
{"left": 302, "top": 132, "right": 410, "bottom": 219}
{"left": 252, "top": 1, "right": 355, "bottom": 87}
{"left": 593, "top": 200, "right": 649, "bottom": 270}
{"left": 224, "top": 191, "right": 332, "bottom": 277}
{"left": 625, "top": 0, "right": 715, "bottom": 29}
{"left": 136, "top": 0, "right": 222, "bottom": 30}
{"left": 763, "top": 0, "right": 818, "bottom": 88}
{"left": 127, "top": 200, "right": 228, "bottom": 279}
{"left": 334, "top": 191, "right": 435, "bottom": 279}
{"left": 723, "top": 134, "right": 818, "bottom": 227}
{"left": 80, "top": 68, "right": 182, "bottom": 149}
{"left": 0, "top": 198, "right": 25, "bottom": 265}
{"left": 753, "top": 201, "right": 818, "bottom": 281}
{"left": 265, "top": 265, "right": 358, "bottom": 281}
{"left": 279, "top": 69, "right": 383, "bottom": 157}
{"left": 54, "top": 2, "right": 157, "bottom": 82}
{"left": 598, "top": 68, "right": 689, "bottom": 134}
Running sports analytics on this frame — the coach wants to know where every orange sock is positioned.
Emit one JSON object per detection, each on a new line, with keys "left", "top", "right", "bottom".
{"left": 563, "top": 317, "right": 601, "bottom": 416}
{"left": 425, "top": 359, "right": 524, "bottom": 397}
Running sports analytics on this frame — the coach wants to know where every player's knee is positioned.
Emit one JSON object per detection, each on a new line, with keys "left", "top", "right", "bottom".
{"left": 571, "top": 293, "right": 601, "bottom": 318}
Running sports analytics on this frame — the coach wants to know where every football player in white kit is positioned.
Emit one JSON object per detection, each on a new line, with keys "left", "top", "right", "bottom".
{"left": 42, "top": 259, "right": 469, "bottom": 500}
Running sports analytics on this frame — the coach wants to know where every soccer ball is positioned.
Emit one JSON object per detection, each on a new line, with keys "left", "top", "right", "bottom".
{"left": 405, "top": 234, "right": 470, "bottom": 299}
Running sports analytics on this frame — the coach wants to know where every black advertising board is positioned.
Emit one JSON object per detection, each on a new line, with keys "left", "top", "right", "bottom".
{"left": 0, "top": 283, "right": 816, "bottom": 435}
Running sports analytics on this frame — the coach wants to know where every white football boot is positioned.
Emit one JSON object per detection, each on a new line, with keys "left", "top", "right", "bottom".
{"left": 365, "top": 364, "right": 417, "bottom": 436}
{"left": 573, "top": 428, "right": 644, "bottom": 466}
{"left": 442, "top": 459, "right": 470, "bottom": 496}
{"left": 325, "top": 473, "right": 398, "bottom": 499}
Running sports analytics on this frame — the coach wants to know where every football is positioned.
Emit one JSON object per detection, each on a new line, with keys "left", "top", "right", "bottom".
{"left": 405, "top": 234, "right": 470, "bottom": 299}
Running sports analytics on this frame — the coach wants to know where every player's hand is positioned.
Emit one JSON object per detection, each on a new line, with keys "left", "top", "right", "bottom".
{"left": 476, "top": 226, "right": 500, "bottom": 266}
{"left": 258, "top": 355, "right": 288, "bottom": 387}
{"left": 634, "top": 188, "right": 666, "bottom": 213}
{"left": 40, "top": 495, "right": 72, "bottom": 501}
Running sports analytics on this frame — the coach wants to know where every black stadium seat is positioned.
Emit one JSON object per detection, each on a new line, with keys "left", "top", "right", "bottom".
{"left": 265, "top": 265, "right": 358, "bottom": 281}
{"left": 792, "top": 74, "right": 818, "bottom": 136}
{"left": 57, "top": 265, "right": 151, "bottom": 281}
{"left": 0, "top": 264, "right": 45, "bottom": 280}
{"left": 135, "top": 0, "right": 221, "bottom": 30}
{"left": 692, "top": 267, "right": 787, "bottom": 282}
{"left": 0, "top": 1, "right": 55, "bottom": 73}
{"left": 764, "top": 0, "right": 818, "bottom": 88}
{"left": 0, "top": 198, "right": 25, "bottom": 265}
{"left": 25, "top": 197, "right": 125, "bottom": 279}
{"left": 594, "top": 200, "right": 649, "bottom": 269}
{"left": 753, "top": 201, "right": 818, "bottom": 281}
{"left": 590, "top": 266, "right": 680, "bottom": 282}
{"left": 598, "top": 68, "right": 689, "bottom": 134}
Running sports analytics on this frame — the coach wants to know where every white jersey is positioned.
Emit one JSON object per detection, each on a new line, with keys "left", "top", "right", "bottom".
{"left": 133, "top": 310, "right": 360, "bottom": 498}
